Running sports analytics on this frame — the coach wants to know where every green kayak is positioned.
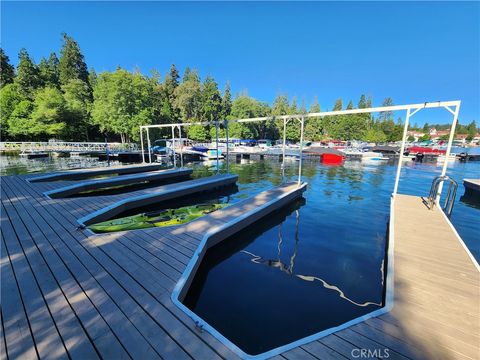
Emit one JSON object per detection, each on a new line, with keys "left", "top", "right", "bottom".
{"left": 88, "top": 203, "right": 227, "bottom": 233}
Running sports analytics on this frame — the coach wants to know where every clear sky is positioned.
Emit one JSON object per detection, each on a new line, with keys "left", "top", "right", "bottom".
{"left": 2, "top": 1, "right": 479, "bottom": 125}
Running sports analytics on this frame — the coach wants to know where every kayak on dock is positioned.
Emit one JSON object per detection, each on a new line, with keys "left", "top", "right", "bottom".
{"left": 88, "top": 203, "right": 227, "bottom": 233}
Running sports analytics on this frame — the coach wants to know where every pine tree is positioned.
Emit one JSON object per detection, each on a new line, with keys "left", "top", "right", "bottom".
{"left": 290, "top": 96, "right": 298, "bottom": 113}
{"left": 346, "top": 100, "right": 354, "bottom": 109}
{"left": 333, "top": 98, "right": 343, "bottom": 111}
{"left": 221, "top": 82, "right": 232, "bottom": 119}
{"left": 165, "top": 64, "right": 179, "bottom": 93}
{"left": 39, "top": 52, "right": 60, "bottom": 87}
{"left": 162, "top": 64, "right": 180, "bottom": 122}
{"left": 0, "top": 48, "right": 15, "bottom": 88}
{"left": 358, "top": 94, "right": 367, "bottom": 109}
{"left": 201, "top": 76, "right": 222, "bottom": 121}
{"left": 15, "top": 49, "right": 41, "bottom": 97}
{"left": 378, "top": 97, "right": 394, "bottom": 122}
{"left": 88, "top": 67, "right": 97, "bottom": 88}
{"left": 59, "top": 33, "right": 89, "bottom": 85}
{"left": 310, "top": 96, "right": 320, "bottom": 113}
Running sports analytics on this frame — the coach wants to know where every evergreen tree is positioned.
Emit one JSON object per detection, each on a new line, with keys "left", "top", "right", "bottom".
{"left": 378, "top": 97, "right": 394, "bottom": 122}
{"left": 221, "top": 82, "right": 232, "bottom": 119}
{"left": 15, "top": 49, "right": 41, "bottom": 97}
{"left": 333, "top": 98, "right": 343, "bottom": 111}
{"left": 0, "top": 48, "right": 15, "bottom": 88}
{"left": 88, "top": 68, "right": 98, "bottom": 88}
{"left": 305, "top": 97, "right": 322, "bottom": 141}
{"left": 358, "top": 94, "right": 367, "bottom": 109}
{"left": 346, "top": 100, "right": 354, "bottom": 109}
{"left": 39, "top": 52, "right": 60, "bottom": 87}
{"left": 310, "top": 96, "right": 320, "bottom": 113}
{"left": 59, "top": 33, "right": 89, "bottom": 85}
{"left": 201, "top": 76, "right": 222, "bottom": 121}
{"left": 165, "top": 64, "right": 179, "bottom": 93}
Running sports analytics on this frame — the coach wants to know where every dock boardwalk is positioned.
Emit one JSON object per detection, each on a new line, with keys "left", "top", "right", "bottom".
{"left": 44, "top": 168, "right": 193, "bottom": 198}
{"left": 27, "top": 163, "right": 165, "bottom": 182}
{"left": 1, "top": 169, "right": 479, "bottom": 360}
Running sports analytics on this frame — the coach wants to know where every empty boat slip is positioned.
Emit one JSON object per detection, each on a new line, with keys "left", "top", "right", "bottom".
{"left": 27, "top": 163, "right": 166, "bottom": 182}
{"left": 78, "top": 173, "right": 239, "bottom": 227}
{"left": 44, "top": 168, "right": 193, "bottom": 198}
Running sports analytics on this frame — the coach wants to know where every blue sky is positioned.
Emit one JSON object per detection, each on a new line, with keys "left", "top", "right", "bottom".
{"left": 2, "top": 1, "right": 479, "bottom": 125}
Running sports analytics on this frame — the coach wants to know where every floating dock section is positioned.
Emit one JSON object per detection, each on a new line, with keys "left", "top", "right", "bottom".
{"left": 78, "top": 173, "right": 238, "bottom": 226}
{"left": 44, "top": 168, "right": 192, "bottom": 198}
{"left": 463, "top": 178, "right": 480, "bottom": 195}
{"left": 28, "top": 163, "right": 166, "bottom": 182}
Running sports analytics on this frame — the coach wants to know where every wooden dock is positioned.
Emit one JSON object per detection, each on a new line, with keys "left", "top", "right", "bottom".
{"left": 1, "top": 170, "right": 479, "bottom": 359}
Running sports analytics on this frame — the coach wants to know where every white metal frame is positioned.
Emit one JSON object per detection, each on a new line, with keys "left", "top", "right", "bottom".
{"left": 140, "top": 100, "right": 461, "bottom": 197}
{"left": 0, "top": 141, "right": 138, "bottom": 153}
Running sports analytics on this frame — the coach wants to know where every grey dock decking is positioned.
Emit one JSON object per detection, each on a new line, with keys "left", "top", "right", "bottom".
{"left": 44, "top": 168, "right": 193, "bottom": 198}
{"left": 27, "top": 163, "right": 166, "bottom": 182}
{"left": 1, "top": 170, "right": 479, "bottom": 360}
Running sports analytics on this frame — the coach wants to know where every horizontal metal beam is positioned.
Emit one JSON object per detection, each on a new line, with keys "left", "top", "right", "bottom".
{"left": 140, "top": 100, "right": 461, "bottom": 129}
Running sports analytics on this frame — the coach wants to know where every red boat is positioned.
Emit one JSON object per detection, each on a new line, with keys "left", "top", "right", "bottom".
{"left": 321, "top": 153, "right": 345, "bottom": 164}
{"left": 407, "top": 146, "right": 446, "bottom": 154}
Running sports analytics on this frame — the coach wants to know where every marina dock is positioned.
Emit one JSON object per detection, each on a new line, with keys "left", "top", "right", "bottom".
{"left": 1, "top": 169, "right": 479, "bottom": 359}
{"left": 44, "top": 168, "right": 192, "bottom": 198}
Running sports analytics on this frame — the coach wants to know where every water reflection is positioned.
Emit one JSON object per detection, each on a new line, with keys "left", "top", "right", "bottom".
{"left": 240, "top": 210, "right": 383, "bottom": 308}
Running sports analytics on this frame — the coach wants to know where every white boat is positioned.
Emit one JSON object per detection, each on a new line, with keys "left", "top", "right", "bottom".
{"left": 436, "top": 153, "right": 457, "bottom": 163}
{"left": 361, "top": 151, "right": 389, "bottom": 161}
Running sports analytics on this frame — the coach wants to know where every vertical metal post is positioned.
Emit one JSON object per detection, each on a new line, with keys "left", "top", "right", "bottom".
{"left": 146, "top": 127, "right": 152, "bottom": 163}
{"left": 393, "top": 108, "right": 411, "bottom": 197}
{"left": 140, "top": 127, "right": 145, "bottom": 163}
{"left": 171, "top": 126, "right": 176, "bottom": 168}
{"left": 215, "top": 120, "right": 219, "bottom": 174}
{"left": 298, "top": 117, "right": 305, "bottom": 186}
{"left": 225, "top": 119, "right": 229, "bottom": 174}
{"left": 437, "top": 103, "right": 461, "bottom": 202}
{"left": 178, "top": 125, "right": 184, "bottom": 167}
{"left": 282, "top": 118, "right": 287, "bottom": 180}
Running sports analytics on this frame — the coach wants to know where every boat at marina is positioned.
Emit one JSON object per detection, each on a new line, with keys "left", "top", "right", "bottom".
{"left": 361, "top": 151, "right": 389, "bottom": 161}
{"left": 436, "top": 153, "right": 457, "bottom": 163}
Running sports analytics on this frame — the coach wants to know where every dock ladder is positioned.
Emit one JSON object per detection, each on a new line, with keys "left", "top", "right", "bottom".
{"left": 427, "top": 175, "right": 458, "bottom": 217}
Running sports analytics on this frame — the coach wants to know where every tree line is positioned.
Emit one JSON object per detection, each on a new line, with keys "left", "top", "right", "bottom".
{"left": 1, "top": 34, "right": 477, "bottom": 143}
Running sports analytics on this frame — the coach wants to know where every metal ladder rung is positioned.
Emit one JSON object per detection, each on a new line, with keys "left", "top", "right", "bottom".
{"left": 427, "top": 175, "right": 458, "bottom": 217}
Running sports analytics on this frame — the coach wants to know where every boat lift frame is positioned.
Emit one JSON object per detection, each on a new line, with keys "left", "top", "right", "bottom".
{"left": 140, "top": 100, "right": 461, "bottom": 200}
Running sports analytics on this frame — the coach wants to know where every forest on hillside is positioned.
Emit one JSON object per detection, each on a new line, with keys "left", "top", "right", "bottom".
{"left": 1, "top": 34, "right": 477, "bottom": 144}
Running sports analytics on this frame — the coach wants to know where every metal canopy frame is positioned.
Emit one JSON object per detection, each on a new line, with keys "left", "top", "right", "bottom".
{"left": 139, "top": 100, "right": 461, "bottom": 199}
